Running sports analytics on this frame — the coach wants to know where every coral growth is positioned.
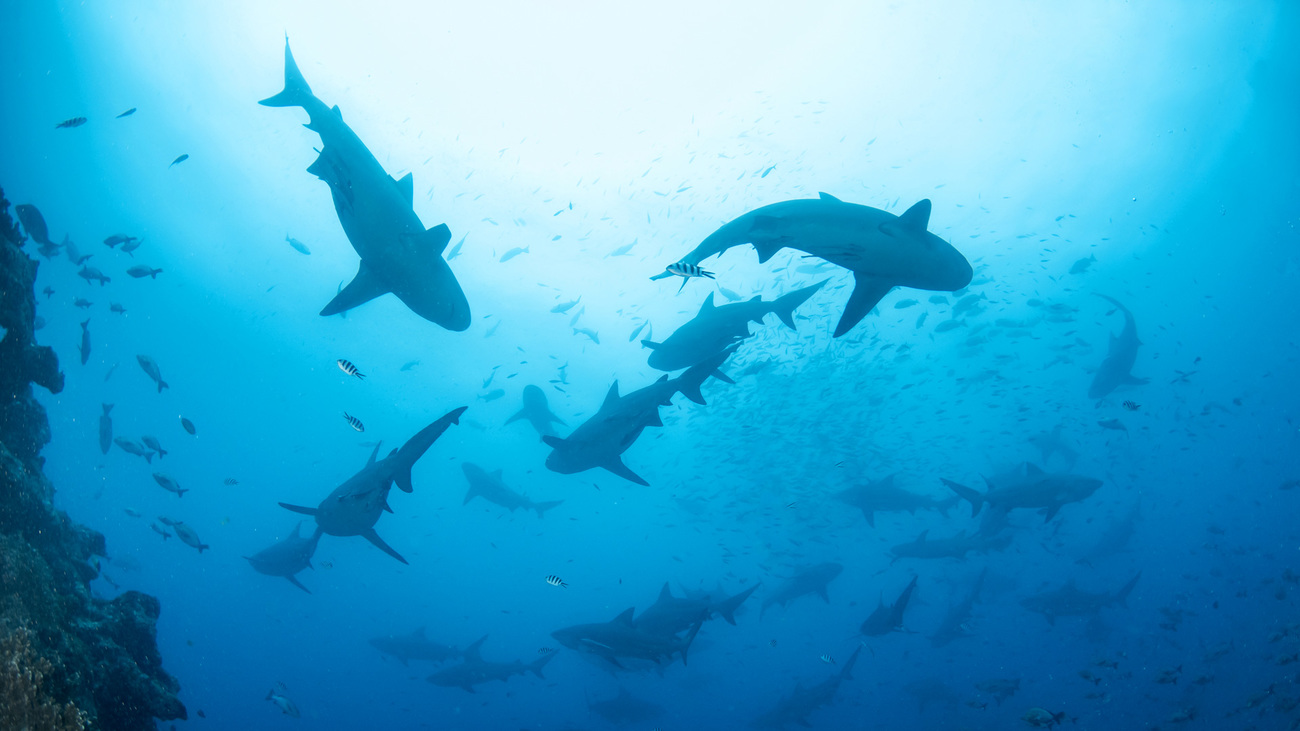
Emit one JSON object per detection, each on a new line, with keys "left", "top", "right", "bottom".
{"left": 0, "top": 626, "right": 87, "bottom": 731}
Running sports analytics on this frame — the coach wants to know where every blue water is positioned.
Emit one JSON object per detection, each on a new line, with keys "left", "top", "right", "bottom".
{"left": 4, "top": 2, "right": 1299, "bottom": 729}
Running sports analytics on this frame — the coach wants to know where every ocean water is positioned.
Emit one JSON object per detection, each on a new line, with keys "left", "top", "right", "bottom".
{"left": 3, "top": 1, "right": 1299, "bottom": 729}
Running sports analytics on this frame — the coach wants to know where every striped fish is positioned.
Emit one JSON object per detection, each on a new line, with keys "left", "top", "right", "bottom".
{"left": 337, "top": 359, "right": 365, "bottom": 379}
{"left": 820, "top": 653, "right": 835, "bottom": 665}
{"left": 56, "top": 116, "right": 87, "bottom": 129}
{"left": 223, "top": 478, "right": 239, "bottom": 486}
{"left": 343, "top": 413, "right": 365, "bottom": 432}
{"left": 545, "top": 574, "right": 568, "bottom": 588}
{"left": 1122, "top": 400, "right": 1140, "bottom": 411}
{"left": 664, "top": 261, "right": 716, "bottom": 293}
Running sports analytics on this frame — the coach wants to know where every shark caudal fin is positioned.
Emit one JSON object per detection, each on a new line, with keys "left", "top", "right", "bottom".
{"left": 674, "top": 346, "right": 738, "bottom": 405}
{"left": 321, "top": 261, "right": 391, "bottom": 316}
{"left": 392, "top": 407, "right": 468, "bottom": 492}
{"left": 528, "top": 650, "right": 558, "bottom": 679}
{"left": 770, "top": 279, "right": 827, "bottom": 330}
{"left": 834, "top": 272, "right": 896, "bottom": 338}
{"left": 941, "top": 478, "right": 985, "bottom": 517}
{"left": 532, "top": 500, "right": 564, "bottom": 518}
{"left": 1115, "top": 572, "right": 1142, "bottom": 606}
{"left": 713, "top": 583, "right": 761, "bottom": 625}
{"left": 258, "top": 38, "right": 314, "bottom": 108}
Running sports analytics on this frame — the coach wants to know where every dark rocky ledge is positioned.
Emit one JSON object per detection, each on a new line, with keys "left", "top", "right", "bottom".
{"left": 0, "top": 185, "right": 186, "bottom": 729}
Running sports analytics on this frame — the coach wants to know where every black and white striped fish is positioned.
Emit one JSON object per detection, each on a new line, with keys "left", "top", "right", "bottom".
{"left": 819, "top": 653, "right": 835, "bottom": 665}
{"left": 337, "top": 359, "right": 365, "bottom": 379}
{"left": 223, "top": 478, "right": 239, "bottom": 486}
{"left": 343, "top": 413, "right": 365, "bottom": 432}
{"left": 1121, "top": 400, "right": 1140, "bottom": 411}
{"left": 545, "top": 574, "right": 568, "bottom": 588}
{"left": 665, "top": 261, "right": 715, "bottom": 280}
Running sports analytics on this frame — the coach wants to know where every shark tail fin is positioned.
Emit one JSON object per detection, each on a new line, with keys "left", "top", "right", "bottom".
{"left": 771, "top": 279, "right": 828, "bottom": 330}
{"left": 941, "top": 478, "right": 984, "bottom": 517}
{"left": 714, "top": 583, "right": 761, "bottom": 625}
{"left": 1115, "top": 572, "right": 1142, "bottom": 607}
{"left": 533, "top": 500, "right": 564, "bottom": 518}
{"left": 528, "top": 650, "right": 557, "bottom": 679}
{"left": 841, "top": 645, "right": 863, "bottom": 681}
{"left": 259, "top": 38, "right": 314, "bottom": 108}
{"left": 393, "top": 407, "right": 468, "bottom": 492}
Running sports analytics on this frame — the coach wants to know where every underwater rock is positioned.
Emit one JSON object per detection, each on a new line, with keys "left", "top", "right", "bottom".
{"left": 0, "top": 185, "right": 186, "bottom": 729}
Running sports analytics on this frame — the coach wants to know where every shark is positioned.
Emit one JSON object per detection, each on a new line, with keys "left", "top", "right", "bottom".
{"left": 259, "top": 39, "right": 470, "bottom": 329}
{"left": 974, "top": 677, "right": 1021, "bottom": 707}
{"left": 859, "top": 575, "right": 918, "bottom": 636}
{"left": 460, "top": 463, "right": 563, "bottom": 518}
{"left": 1088, "top": 294, "right": 1148, "bottom": 399}
{"left": 1021, "top": 573, "right": 1141, "bottom": 625}
{"left": 426, "top": 636, "right": 555, "bottom": 693}
{"left": 641, "top": 281, "right": 825, "bottom": 371}
{"left": 587, "top": 687, "right": 665, "bottom": 726}
{"left": 543, "top": 349, "right": 734, "bottom": 485}
{"left": 551, "top": 608, "right": 706, "bottom": 669}
{"left": 280, "top": 407, "right": 466, "bottom": 563}
{"left": 369, "top": 627, "right": 462, "bottom": 666}
{"left": 835, "top": 474, "right": 959, "bottom": 527}
{"left": 943, "top": 462, "right": 1103, "bottom": 523}
{"left": 244, "top": 521, "right": 323, "bottom": 593}
{"left": 889, "top": 529, "right": 1011, "bottom": 561}
{"left": 750, "top": 646, "right": 861, "bottom": 729}
{"left": 1076, "top": 501, "right": 1141, "bottom": 567}
{"left": 633, "top": 582, "right": 760, "bottom": 638}
{"left": 930, "top": 568, "right": 987, "bottom": 648}
{"left": 504, "top": 384, "right": 565, "bottom": 437}
{"left": 651, "top": 194, "right": 973, "bottom": 337}
{"left": 760, "top": 562, "right": 843, "bottom": 618}
{"left": 1027, "top": 425, "right": 1080, "bottom": 469}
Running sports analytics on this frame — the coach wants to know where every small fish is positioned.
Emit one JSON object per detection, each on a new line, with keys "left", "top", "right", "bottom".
{"left": 110, "top": 302, "right": 127, "bottom": 314}
{"left": 551, "top": 297, "right": 581, "bottom": 314}
{"left": 78, "top": 267, "right": 111, "bottom": 286}
{"left": 400, "top": 360, "right": 420, "bottom": 371}
{"left": 893, "top": 299, "right": 919, "bottom": 309}
{"left": 966, "top": 700, "right": 988, "bottom": 710}
{"left": 928, "top": 294, "right": 950, "bottom": 304}
{"left": 74, "top": 298, "right": 93, "bottom": 308}
{"left": 180, "top": 417, "right": 196, "bottom": 435}
{"left": 123, "top": 507, "right": 141, "bottom": 518}
{"left": 717, "top": 286, "right": 742, "bottom": 302}
{"left": 285, "top": 235, "right": 311, "bottom": 255}
{"left": 42, "top": 286, "right": 54, "bottom": 299}
{"left": 337, "top": 359, "right": 365, "bottom": 379}
{"left": 142, "top": 435, "right": 167, "bottom": 458}
{"left": 150, "top": 522, "right": 171, "bottom": 540}
{"left": 663, "top": 261, "right": 716, "bottom": 293}
{"left": 629, "top": 321, "right": 648, "bottom": 342}
{"left": 79, "top": 319, "right": 91, "bottom": 365}
{"left": 115, "top": 437, "right": 155, "bottom": 463}
{"left": 169, "top": 154, "right": 189, "bottom": 168}
{"left": 537, "top": 647, "right": 555, "bottom": 654}
{"left": 573, "top": 327, "right": 599, "bottom": 344}
{"left": 545, "top": 574, "right": 568, "bottom": 588}
{"left": 1069, "top": 254, "right": 1097, "bottom": 274}
{"left": 499, "top": 245, "right": 529, "bottom": 262}
{"left": 479, "top": 388, "right": 505, "bottom": 402}
{"left": 127, "top": 265, "right": 163, "bottom": 279}
{"left": 769, "top": 639, "right": 778, "bottom": 648}
{"left": 116, "top": 108, "right": 137, "bottom": 118}
{"left": 447, "top": 235, "right": 465, "bottom": 260}
{"left": 319, "top": 560, "right": 333, "bottom": 569}
{"left": 137, "top": 355, "right": 168, "bottom": 392}
{"left": 103, "top": 234, "right": 138, "bottom": 248}
{"left": 915, "top": 311, "right": 929, "bottom": 329}
{"left": 152, "top": 472, "right": 188, "bottom": 497}
{"left": 55, "top": 116, "right": 87, "bottom": 129}
{"left": 119, "top": 238, "right": 141, "bottom": 255}
{"left": 343, "top": 413, "right": 365, "bottom": 432}
{"left": 933, "top": 318, "right": 966, "bottom": 333}
{"left": 785, "top": 501, "right": 797, "bottom": 509}
{"left": 761, "top": 164, "right": 776, "bottom": 178}
{"left": 1121, "top": 400, "right": 1140, "bottom": 411}
{"left": 820, "top": 654, "right": 835, "bottom": 665}
{"left": 223, "top": 478, "right": 239, "bottom": 486}
{"left": 1098, "top": 418, "right": 1127, "bottom": 432}
{"left": 266, "top": 683, "right": 300, "bottom": 718}
{"left": 607, "top": 242, "right": 635, "bottom": 257}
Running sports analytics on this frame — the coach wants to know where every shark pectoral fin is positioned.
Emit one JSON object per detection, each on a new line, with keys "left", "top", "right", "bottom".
{"left": 362, "top": 529, "right": 408, "bottom": 564}
{"left": 279, "top": 503, "right": 319, "bottom": 516}
{"left": 834, "top": 274, "right": 895, "bottom": 338}
{"left": 1043, "top": 504, "right": 1063, "bottom": 523}
{"left": 863, "top": 509, "right": 875, "bottom": 528}
{"left": 645, "top": 411, "right": 664, "bottom": 428}
{"left": 394, "top": 172, "right": 414, "bottom": 205}
{"left": 285, "top": 575, "right": 312, "bottom": 594}
{"left": 321, "top": 263, "right": 390, "bottom": 316}
{"left": 541, "top": 435, "right": 566, "bottom": 450}
{"left": 603, "top": 457, "right": 649, "bottom": 486}
{"left": 817, "top": 586, "right": 831, "bottom": 603}
{"left": 505, "top": 408, "right": 527, "bottom": 425}
{"left": 640, "top": 339, "right": 660, "bottom": 350}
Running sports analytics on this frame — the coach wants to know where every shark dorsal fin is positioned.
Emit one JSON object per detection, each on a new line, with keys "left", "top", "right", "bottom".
{"left": 659, "top": 582, "right": 673, "bottom": 600}
{"left": 818, "top": 192, "right": 842, "bottom": 203}
{"left": 613, "top": 608, "right": 636, "bottom": 625}
{"left": 395, "top": 172, "right": 414, "bottom": 205}
{"left": 464, "top": 635, "right": 488, "bottom": 660}
{"left": 897, "top": 199, "right": 932, "bottom": 231}
{"left": 917, "top": 529, "right": 929, "bottom": 542}
{"left": 602, "top": 381, "right": 621, "bottom": 410}
{"left": 1024, "top": 462, "right": 1045, "bottom": 476}
{"left": 366, "top": 442, "right": 382, "bottom": 467}
{"left": 331, "top": 104, "right": 343, "bottom": 119}
{"left": 698, "top": 292, "right": 715, "bottom": 314}
{"left": 290, "top": 521, "right": 303, "bottom": 538}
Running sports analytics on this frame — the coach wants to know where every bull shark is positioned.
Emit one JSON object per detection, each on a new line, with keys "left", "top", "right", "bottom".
{"left": 651, "top": 194, "right": 973, "bottom": 337}
{"left": 633, "top": 582, "right": 760, "bottom": 637}
{"left": 461, "top": 462, "right": 563, "bottom": 517}
{"left": 280, "top": 407, "right": 466, "bottom": 563}
{"left": 370, "top": 627, "right": 462, "bottom": 665}
{"left": 1028, "top": 425, "right": 1079, "bottom": 469}
{"left": 641, "top": 281, "right": 825, "bottom": 371}
{"left": 426, "top": 636, "right": 555, "bottom": 692}
{"left": 835, "top": 474, "right": 958, "bottom": 527}
{"left": 587, "top": 687, "right": 664, "bottom": 726}
{"left": 1021, "top": 573, "right": 1141, "bottom": 625}
{"left": 750, "top": 646, "right": 861, "bottom": 728}
{"left": 943, "top": 463, "right": 1102, "bottom": 523}
{"left": 1088, "top": 294, "right": 1147, "bottom": 399}
{"left": 543, "top": 350, "right": 734, "bottom": 485}
{"left": 260, "top": 39, "right": 470, "bottom": 329}
{"left": 859, "top": 575, "right": 918, "bottom": 636}
{"left": 551, "top": 608, "right": 706, "bottom": 669}
{"left": 889, "top": 529, "right": 1011, "bottom": 561}
{"left": 761, "top": 562, "right": 843, "bottom": 618}
{"left": 504, "top": 384, "right": 565, "bottom": 437}
{"left": 243, "top": 521, "right": 323, "bottom": 594}
{"left": 930, "top": 568, "right": 986, "bottom": 648}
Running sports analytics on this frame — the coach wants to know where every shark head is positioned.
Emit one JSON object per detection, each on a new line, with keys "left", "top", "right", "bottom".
{"left": 878, "top": 200, "right": 974, "bottom": 291}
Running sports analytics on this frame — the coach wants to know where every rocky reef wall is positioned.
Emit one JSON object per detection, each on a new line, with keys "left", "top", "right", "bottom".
{"left": 0, "top": 185, "right": 186, "bottom": 730}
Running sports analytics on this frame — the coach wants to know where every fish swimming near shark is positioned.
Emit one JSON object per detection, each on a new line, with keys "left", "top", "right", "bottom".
{"left": 244, "top": 521, "right": 323, "bottom": 593}
{"left": 760, "top": 562, "right": 843, "bottom": 618}
{"left": 834, "top": 474, "right": 958, "bottom": 527}
{"left": 370, "top": 627, "right": 462, "bottom": 666}
{"left": 1021, "top": 572, "right": 1141, "bottom": 625}
{"left": 750, "top": 646, "right": 861, "bottom": 729}
{"left": 944, "top": 462, "right": 1102, "bottom": 523}
{"left": 426, "top": 636, "right": 555, "bottom": 693}
{"left": 651, "top": 193, "right": 973, "bottom": 337}
{"left": 551, "top": 607, "right": 706, "bottom": 669}
{"left": 859, "top": 575, "right": 918, "bottom": 636}
{"left": 1088, "top": 294, "right": 1148, "bottom": 399}
{"left": 460, "top": 463, "right": 564, "bottom": 518}
{"left": 280, "top": 407, "right": 466, "bottom": 563}
{"left": 505, "top": 384, "right": 565, "bottom": 437}
{"left": 642, "top": 281, "right": 825, "bottom": 371}
{"left": 260, "top": 39, "right": 471, "bottom": 330}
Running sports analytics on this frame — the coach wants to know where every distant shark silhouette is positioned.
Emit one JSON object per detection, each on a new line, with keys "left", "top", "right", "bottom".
{"left": 1088, "top": 294, "right": 1147, "bottom": 399}
{"left": 370, "top": 627, "right": 462, "bottom": 666}
{"left": 260, "top": 38, "right": 470, "bottom": 330}
{"left": 834, "top": 474, "right": 958, "bottom": 527}
{"left": 280, "top": 407, "right": 466, "bottom": 563}
{"left": 461, "top": 462, "right": 563, "bottom": 517}
{"left": 652, "top": 194, "right": 972, "bottom": 337}
{"left": 244, "top": 521, "right": 323, "bottom": 593}
{"left": 1021, "top": 572, "right": 1141, "bottom": 625}
{"left": 859, "top": 575, "right": 918, "bottom": 636}
{"left": 504, "top": 385, "right": 565, "bottom": 437}
{"left": 760, "top": 562, "right": 843, "bottom": 618}
{"left": 930, "top": 568, "right": 986, "bottom": 648}
{"left": 751, "top": 646, "right": 861, "bottom": 728}
{"left": 426, "top": 636, "right": 555, "bottom": 693}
